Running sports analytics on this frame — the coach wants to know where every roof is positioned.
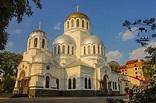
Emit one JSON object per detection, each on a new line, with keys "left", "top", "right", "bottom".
{"left": 127, "top": 75, "right": 148, "bottom": 83}
{"left": 65, "top": 59, "right": 94, "bottom": 68}
{"left": 125, "top": 59, "right": 143, "bottom": 65}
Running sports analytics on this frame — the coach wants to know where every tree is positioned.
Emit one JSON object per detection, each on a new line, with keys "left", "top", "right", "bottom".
{"left": 109, "top": 64, "right": 120, "bottom": 73}
{"left": 142, "top": 60, "right": 156, "bottom": 82}
{"left": 0, "top": 0, "right": 42, "bottom": 50}
{"left": 121, "top": 18, "right": 156, "bottom": 103}
{"left": 0, "top": 74, "right": 15, "bottom": 93}
{"left": 0, "top": 51, "right": 23, "bottom": 77}
{"left": 122, "top": 18, "right": 156, "bottom": 62}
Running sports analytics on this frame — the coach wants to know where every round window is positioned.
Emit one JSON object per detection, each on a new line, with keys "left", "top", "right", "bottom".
{"left": 46, "top": 65, "right": 50, "bottom": 70}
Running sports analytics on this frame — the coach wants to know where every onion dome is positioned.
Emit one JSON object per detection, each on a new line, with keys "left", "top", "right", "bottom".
{"left": 82, "top": 35, "right": 104, "bottom": 45}
{"left": 52, "top": 35, "right": 76, "bottom": 46}
{"left": 66, "top": 12, "right": 90, "bottom": 21}
{"left": 33, "top": 53, "right": 51, "bottom": 63}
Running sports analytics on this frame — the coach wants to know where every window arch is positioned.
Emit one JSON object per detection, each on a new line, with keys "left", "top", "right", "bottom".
{"left": 67, "top": 21, "right": 69, "bottom": 28}
{"left": 45, "top": 76, "right": 50, "bottom": 88}
{"left": 88, "top": 78, "right": 91, "bottom": 89}
{"left": 85, "top": 78, "right": 87, "bottom": 89}
{"left": 34, "top": 38, "right": 38, "bottom": 47}
{"left": 67, "top": 45, "right": 70, "bottom": 54}
{"left": 58, "top": 45, "right": 60, "bottom": 54}
{"left": 88, "top": 46, "right": 90, "bottom": 54}
{"left": 101, "top": 46, "right": 104, "bottom": 55}
{"left": 68, "top": 78, "right": 71, "bottom": 89}
{"left": 98, "top": 45, "right": 100, "bottom": 54}
{"left": 76, "top": 19, "right": 79, "bottom": 27}
{"left": 73, "top": 78, "right": 76, "bottom": 89}
{"left": 62, "top": 45, "right": 65, "bottom": 54}
{"left": 82, "top": 20, "right": 84, "bottom": 27}
{"left": 42, "top": 39, "right": 45, "bottom": 48}
{"left": 56, "top": 78, "right": 59, "bottom": 89}
{"left": 72, "top": 47, "right": 74, "bottom": 55}
{"left": 84, "top": 47, "right": 86, "bottom": 55}
{"left": 71, "top": 20, "right": 74, "bottom": 27}
{"left": 114, "top": 82, "right": 117, "bottom": 89}
{"left": 54, "top": 46, "right": 56, "bottom": 55}
{"left": 29, "top": 39, "right": 31, "bottom": 48}
{"left": 93, "top": 45, "right": 96, "bottom": 54}
{"left": 86, "top": 21, "right": 89, "bottom": 29}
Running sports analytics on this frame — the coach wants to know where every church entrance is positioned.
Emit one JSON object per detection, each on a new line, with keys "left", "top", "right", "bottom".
{"left": 101, "top": 75, "right": 108, "bottom": 93}
{"left": 18, "top": 72, "right": 29, "bottom": 94}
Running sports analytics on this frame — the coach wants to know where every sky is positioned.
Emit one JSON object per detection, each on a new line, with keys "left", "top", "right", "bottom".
{"left": 4, "top": 0, "right": 156, "bottom": 65}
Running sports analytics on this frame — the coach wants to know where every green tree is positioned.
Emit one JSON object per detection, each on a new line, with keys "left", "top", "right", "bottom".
{"left": 123, "top": 18, "right": 156, "bottom": 61}
{"left": 0, "top": 74, "right": 15, "bottom": 93}
{"left": 0, "top": 0, "right": 42, "bottom": 50}
{"left": 121, "top": 18, "right": 156, "bottom": 103}
{"left": 142, "top": 60, "right": 156, "bottom": 82}
{"left": 0, "top": 51, "right": 23, "bottom": 77}
{"left": 109, "top": 64, "right": 120, "bottom": 73}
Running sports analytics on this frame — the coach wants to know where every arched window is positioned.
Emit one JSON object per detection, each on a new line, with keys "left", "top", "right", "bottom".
{"left": 86, "top": 21, "right": 89, "bottom": 29}
{"left": 56, "top": 78, "right": 59, "bottom": 89}
{"left": 113, "top": 82, "right": 115, "bottom": 89}
{"left": 67, "top": 45, "right": 70, "bottom": 54}
{"left": 82, "top": 20, "right": 84, "bottom": 27}
{"left": 84, "top": 47, "right": 86, "bottom": 55}
{"left": 72, "top": 47, "right": 74, "bottom": 55}
{"left": 42, "top": 39, "right": 45, "bottom": 48}
{"left": 54, "top": 46, "right": 56, "bottom": 55}
{"left": 71, "top": 20, "right": 74, "bottom": 27}
{"left": 45, "top": 76, "right": 50, "bottom": 88}
{"left": 85, "top": 78, "right": 87, "bottom": 89}
{"left": 76, "top": 19, "right": 79, "bottom": 27}
{"left": 58, "top": 45, "right": 60, "bottom": 54}
{"left": 68, "top": 78, "right": 71, "bottom": 89}
{"left": 67, "top": 21, "right": 69, "bottom": 28}
{"left": 93, "top": 45, "right": 96, "bottom": 54}
{"left": 88, "top": 46, "right": 90, "bottom": 54}
{"left": 29, "top": 39, "right": 31, "bottom": 48}
{"left": 101, "top": 47, "right": 104, "bottom": 55}
{"left": 62, "top": 45, "right": 65, "bottom": 54}
{"left": 34, "top": 38, "right": 38, "bottom": 47}
{"left": 98, "top": 46, "right": 100, "bottom": 54}
{"left": 88, "top": 78, "right": 91, "bottom": 89}
{"left": 73, "top": 78, "right": 76, "bottom": 89}
{"left": 115, "top": 82, "right": 117, "bottom": 90}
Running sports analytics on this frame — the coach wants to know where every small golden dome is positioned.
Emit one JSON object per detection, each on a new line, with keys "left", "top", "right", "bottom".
{"left": 66, "top": 12, "right": 90, "bottom": 21}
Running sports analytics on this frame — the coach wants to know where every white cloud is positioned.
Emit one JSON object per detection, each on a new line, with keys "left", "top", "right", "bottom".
{"left": 6, "top": 41, "right": 14, "bottom": 47}
{"left": 129, "top": 41, "right": 156, "bottom": 59}
{"left": 53, "top": 22, "right": 61, "bottom": 30}
{"left": 106, "top": 50, "right": 124, "bottom": 62}
{"left": 129, "top": 47, "right": 148, "bottom": 59}
{"left": 13, "top": 28, "right": 23, "bottom": 34}
{"left": 119, "top": 27, "right": 138, "bottom": 41}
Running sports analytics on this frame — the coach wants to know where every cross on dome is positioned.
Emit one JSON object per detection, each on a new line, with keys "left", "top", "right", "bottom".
{"left": 38, "top": 22, "right": 42, "bottom": 30}
{"left": 76, "top": 5, "right": 79, "bottom": 12}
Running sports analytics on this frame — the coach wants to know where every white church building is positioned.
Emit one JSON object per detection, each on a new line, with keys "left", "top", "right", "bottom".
{"left": 13, "top": 10, "right": 124, "bottom": 97}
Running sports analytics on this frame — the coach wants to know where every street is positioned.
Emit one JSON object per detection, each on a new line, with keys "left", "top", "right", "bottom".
{"left": 0, "top": 96, "right": 128, "bottom": 103}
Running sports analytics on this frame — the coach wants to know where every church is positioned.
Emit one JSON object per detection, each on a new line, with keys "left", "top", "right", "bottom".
{"left": 13, "top": 9, "right": 128, "bottom": 97}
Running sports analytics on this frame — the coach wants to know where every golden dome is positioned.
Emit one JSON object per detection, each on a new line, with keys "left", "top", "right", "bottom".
{"left": 66, "top": 12, "right": 90, "bottom": 21}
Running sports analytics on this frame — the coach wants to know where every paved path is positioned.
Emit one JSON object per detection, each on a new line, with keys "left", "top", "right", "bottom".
{"left": 0, "top": 96, "right": 129, "bottom": 103}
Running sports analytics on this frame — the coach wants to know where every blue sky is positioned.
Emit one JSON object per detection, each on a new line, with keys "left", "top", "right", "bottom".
{"left": 5, "top": 0, "right": 156, "bottom": 65}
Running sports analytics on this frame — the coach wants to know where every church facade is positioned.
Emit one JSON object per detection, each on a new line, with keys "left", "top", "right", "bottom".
{"left": 13, "top": 11, "right": 122, "bottom": 97}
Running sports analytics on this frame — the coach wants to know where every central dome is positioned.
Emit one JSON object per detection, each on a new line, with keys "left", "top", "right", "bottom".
{"left": 82, "top": 35, "right": 104, "bottom": 45}
{"left": 66, "top": 12, "right": 90, "bottom": 21}
{"left": 52, "top": 35, "right": 76, "bottom": 46}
